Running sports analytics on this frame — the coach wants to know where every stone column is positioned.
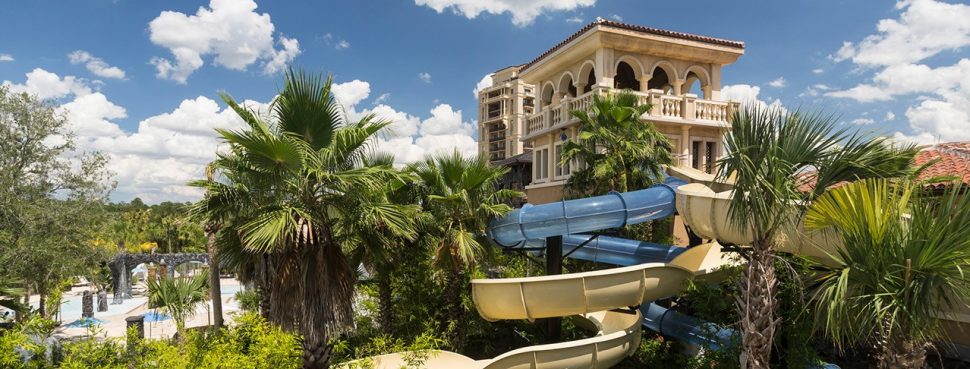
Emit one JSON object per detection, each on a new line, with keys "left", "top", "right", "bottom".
{"left": 81, "top": 291, "right": 94, "bottom": 319}
{"left": 112, "top": 256, "right": 128, "bottom": 304}
{"left": 672, "top": 79, "right": 685, "bottom": 95}
{"left": 639, "top": 75, "right": 652, "bottom": 93}
{"left": 680, "top": 126, "right": 691, "bottom": 167}
{"left": 97, "top": 290, "right": 108, "bottom": 312}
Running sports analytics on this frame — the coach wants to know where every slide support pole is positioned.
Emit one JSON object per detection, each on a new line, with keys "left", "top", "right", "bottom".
{"left": 543, "top": 235, "right": 563, "bottom": 342}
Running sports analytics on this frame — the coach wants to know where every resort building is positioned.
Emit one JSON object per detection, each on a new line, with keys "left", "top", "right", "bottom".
{"left": 479, "top": 19, "right": 745, "bottom": 205}
{"left": 478, "top": 66, "right": 536, "bottom": 164}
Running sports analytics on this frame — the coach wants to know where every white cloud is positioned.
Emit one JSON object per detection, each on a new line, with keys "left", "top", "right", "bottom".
{"left": 886, "top": 111, "right": 896, "bottom": 121}
{"left": 827, "top": 1, "right": 970, "bottom": 144}
{"left": 850, "top": 118, "right": 875, "bottom": 125}
{"left": 68, "top": 50, "right": 126, "bottom": 79}
{"left": 565, "top": 16, "right": 583, "bottom": 23}
{"left": 333, "top": 80, "right": 478, "bottom": 166}
{"left": 473, "top": 73, "right": 493, "bottom": 97}
{"left": 415, "top": 0, "right": 597, "bottom": 26}
{"left": 419, "top": 72, "right": 432, "bottom": 83}
{"left": 321, "top": 33, "right": 351, "bottom": 50}
{"left": 263, "top": 36, "right": 301, "bottom": 74}
{"left": 830, "top": 0, "right": 970, "bottom": 67}
{"left": 721, "top": 84, "right": 785, "bottom": 111}
{"left": 812, "top": 68, "right": 824, "bottom": 74}
{"left": 148, "top": 0, "right": 300, "bottom": 83}
{"left": 800, "top": 84, "right": 832, "bottom": 97}
{"left": 608, "top": 14, "right": 622, "bottom": 21}
{"left": 0, "top": 54, "right": 13, "bottom": 62}
{"left": 767, "top": 77, "right": 786, "bottom": 88}
{"left": 374, "top": 93, "right": 390, "bottom": 105}
{"left": 2, "top": 68, "right": 92, "bottom": 100}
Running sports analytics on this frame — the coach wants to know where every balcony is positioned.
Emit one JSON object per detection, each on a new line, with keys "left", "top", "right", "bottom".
{"left": 489, "top": 133, "right": 506, "bottom": 142}
{"left": 523, "top": 88, "right": 739, "bottom": 139}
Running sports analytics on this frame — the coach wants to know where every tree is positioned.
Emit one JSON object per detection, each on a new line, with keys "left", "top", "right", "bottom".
{"left": 191, "top": 69, "right": 416, "bottom": 369}
{"left": 147, "top": 272, "right": 209, "bottom": 337}
{"left": 805, "top": 179, "right": 970, "bottom": 368}
{"left": 717, "top": 105, "right": 918, "bottom": 368}
{"left": 560, "top": 90, "right": 672, "bottom": 196}
{"left": 410, "top": 151, "right": 521, "bottom": 348}
{"left": 0, "top": 86, "right": 113, "bottom": 319}
{"left": 204, "top": 222, "right": 223, "bottom": 329}
{"left": 346, "top": 153, "right": 422, "bottom": 334}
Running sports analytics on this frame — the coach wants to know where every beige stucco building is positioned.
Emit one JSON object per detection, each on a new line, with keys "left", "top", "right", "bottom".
{"left": 478, "top": 19, "right": 744, "bottom": 205}
{"left": 478, "top": 67, "right": 536, "bottom": 164}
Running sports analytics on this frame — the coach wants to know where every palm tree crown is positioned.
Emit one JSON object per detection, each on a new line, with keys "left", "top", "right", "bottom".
{"left": 190, "top": 69, "right": 416, "bottom": 369}
{"left": 560, "top": 90, "right": 672, "bottom": 195}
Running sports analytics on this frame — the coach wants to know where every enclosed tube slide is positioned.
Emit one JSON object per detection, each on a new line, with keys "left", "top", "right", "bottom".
{"left": 488, "top": 177, "right": 686, "bottom": 246}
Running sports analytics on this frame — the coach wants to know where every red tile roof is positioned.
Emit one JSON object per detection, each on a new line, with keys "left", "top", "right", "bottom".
{"left": 520, "top": 18, "right": 745, "bottom": 73}
{"left": 796, "top": 142, "right": 970, "bottom": 192}
{"left": 914, "top": 142, "right": 970, "bottom": 189}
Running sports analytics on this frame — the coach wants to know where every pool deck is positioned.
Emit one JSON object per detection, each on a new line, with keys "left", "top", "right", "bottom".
{"left": 32, "top": 278, "right": 245, "bottom": 340}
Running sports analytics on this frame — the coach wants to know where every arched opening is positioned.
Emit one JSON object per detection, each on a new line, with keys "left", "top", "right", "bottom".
{"left": 684, "top": 72, "right": 704, "bottom": 97}
{"left": 584, "top": 68, "right": 595, "bottom": 93}
{"left": 559, "top": 74, "right": 577, "bottom": 98}
{"left": 541, "top": 83, "right": 555, "bottom": 111}
{"left": 648, "top": 66, "right": 673, "bottom": 94}
{"left": 614, "top": 62, "right": 640, "bottom": 91}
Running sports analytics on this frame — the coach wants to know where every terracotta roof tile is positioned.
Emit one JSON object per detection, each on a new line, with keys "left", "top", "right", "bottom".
{"left": 520, "top": 19, "right": 745, "bottom": 73}
{"left": 796, "top": 142, "right": 970, "bottom": 192}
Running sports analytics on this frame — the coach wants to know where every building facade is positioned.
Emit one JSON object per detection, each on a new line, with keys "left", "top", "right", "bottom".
{"left": 477, "top": 66, "right": 536, "bottom": 164}
{"left": 481, "top": 19, "right": 744, "bottom": 204}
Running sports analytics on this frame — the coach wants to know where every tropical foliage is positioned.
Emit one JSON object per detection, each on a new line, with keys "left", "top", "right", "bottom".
{"left": 410, "top": 151, "right": 521, "bottom": 348}
{"left": 560, "top": 90, "right": 672, "bottom": 196}
{"left": 190, "top": 68, "right": 416, "bottom": 368}
{"left": 717, "top": 105, "right": 918, "bottom": 368}
{"left": 146, "top": 272, "right": 209, "bottom": 336}
{"left": 806, "top": 178, "right": 970, "bottom": 368}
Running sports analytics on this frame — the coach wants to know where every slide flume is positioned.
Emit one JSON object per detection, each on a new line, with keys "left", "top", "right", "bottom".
{"left": 341, "top": 177, "right": 743, "bottom": 369}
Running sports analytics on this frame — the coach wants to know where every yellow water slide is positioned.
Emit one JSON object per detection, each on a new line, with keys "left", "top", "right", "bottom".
{"left": 339, "top": 243, "right": 732, "bottom": 369}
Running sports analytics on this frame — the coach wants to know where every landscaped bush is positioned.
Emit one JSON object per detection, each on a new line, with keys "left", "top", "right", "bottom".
{"left": 0, "top": 312, "right": 301, "bottom": 369}
{"left": 234, "top": 288, "right": 260, "bottom": 312}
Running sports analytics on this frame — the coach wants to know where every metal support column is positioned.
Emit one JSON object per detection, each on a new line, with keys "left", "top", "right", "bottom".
{"left": 542, "top": 235, "right": 563, "bottom": 342}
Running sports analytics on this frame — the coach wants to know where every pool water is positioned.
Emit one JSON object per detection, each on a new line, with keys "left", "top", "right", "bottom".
{"left": 143, "top": 311, "right": 170, "bottom": 322}
{"left": 65, "top": 317, "right": 106, "bottom": 328}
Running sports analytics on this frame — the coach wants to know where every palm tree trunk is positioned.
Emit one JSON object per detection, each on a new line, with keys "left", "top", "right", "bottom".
{"left": 38, "top": 284, "right": 47, "bottom": 319}
{"left": 875, "top": 337, "right": 927, "bottom": 369}
{"left": 739, "top": 240, "right": 778, "bottom": 369}
{"left": 258, "top": 254, "right": 271, "bottom": 320}
{"left": 377, "top": 272, "right": 393, "bottom": 334}
{"left": 444, "top": 268, "right": 466, "bottom": 349}
{"left": 205, "top": 225, "right": 223, "bottom": 329}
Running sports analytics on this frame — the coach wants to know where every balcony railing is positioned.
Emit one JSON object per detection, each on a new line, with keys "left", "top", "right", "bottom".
{"left": 523, "top": 88, "right": 739, "bottom": 138}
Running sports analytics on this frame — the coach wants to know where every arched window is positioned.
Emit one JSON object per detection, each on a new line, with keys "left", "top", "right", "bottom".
{"left": 584, "top": 68, "right": 595, "bottom": 93}
{"left": 614, "top": 62, "right": 640, "bottom": 91}
{"left": 540, "top": 83, "right": 555, "bottom": 110}
{"left": 684, "top": 72, "right": 704, "bottom": 97}
{"left": 647, "top": 66, "right": 670, "bottom": 92}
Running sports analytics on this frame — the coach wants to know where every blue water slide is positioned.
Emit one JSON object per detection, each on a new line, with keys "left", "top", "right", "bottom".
{"left": 516, "top": 234, "right": 686, "bottom": 265}
{"left": 488, "top": 177, "right": 686, "bottom": 246}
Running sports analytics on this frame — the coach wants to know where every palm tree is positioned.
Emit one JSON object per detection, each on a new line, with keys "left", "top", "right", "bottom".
{"left": 203, "top": 222, "right": 223, "bottom": 329}
{"left": 146, "top": 272, "right": 209, "bottom": 338}
{"left": 805, "top": 179, "right": 970, "bottom": 368}
{"left": 717, "top": 105, "right": 918, "bottom": 368}
{"left": 560, "top": 90, "right": 672, "bottom": 196}
{"left": 190, "top": 69, "right": 416, "bottom": 369}
{"left": 410, "top": 151, "right": 521, "bottom": 348}
{"left": 345, "top": 152, "right": 422, "bottom": 333}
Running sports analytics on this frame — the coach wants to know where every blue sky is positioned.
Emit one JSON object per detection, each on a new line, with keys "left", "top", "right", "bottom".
{"left": 2, "top": 0, "right": 968, "bottom": 202}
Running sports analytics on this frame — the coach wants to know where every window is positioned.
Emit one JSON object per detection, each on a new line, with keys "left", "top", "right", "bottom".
{"left": 705, "top": 142, "right": 716, "bottom": 173}
{"left": 691, "top": 141, "right": 701, "bottom": 169}
{"left": 533, "top": 146, "right": 550, "bottom": 182}
{"left": 554, "top": 142, "right": 571, "bottom": 179}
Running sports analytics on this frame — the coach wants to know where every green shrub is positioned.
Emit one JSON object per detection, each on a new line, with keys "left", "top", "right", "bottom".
{"left": 1, "top": 312, "right": 300, "bottom": 369}
{"left": 234, "top": 288, "right": 260, "bottom": 312}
